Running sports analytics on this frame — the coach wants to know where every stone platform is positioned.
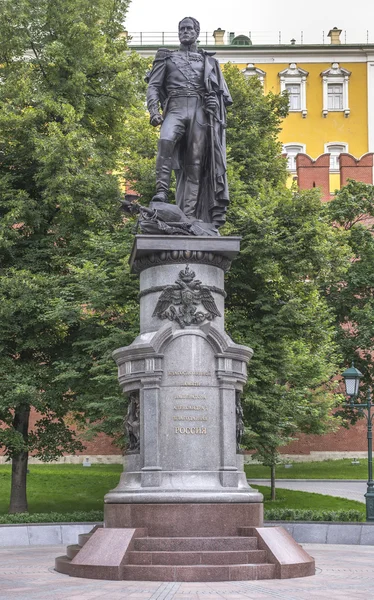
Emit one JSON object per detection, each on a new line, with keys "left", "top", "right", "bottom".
{"left": 55, "top": 524, "right": 314, "bottom": 581}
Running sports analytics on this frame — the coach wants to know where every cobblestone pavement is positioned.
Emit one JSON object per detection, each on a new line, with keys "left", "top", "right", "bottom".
{"left": 1, "top": 544, "right": 374, "bottom": 599}
{"left": 249, "top": 479, "right": 367, "bottom": 503}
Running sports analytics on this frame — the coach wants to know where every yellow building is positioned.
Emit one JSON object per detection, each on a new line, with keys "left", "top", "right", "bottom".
{"left": 132, "top": 27, "right": 374, "bottom": 197}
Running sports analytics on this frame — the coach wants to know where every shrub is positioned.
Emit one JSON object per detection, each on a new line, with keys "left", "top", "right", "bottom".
{"left": 0, "top": 510, "right": 103, "bottom": 524}
{"left": 0, "top": 508, "right": 364, "bottom": 525}
{"left": 264, "top": 508, "right": 364, "bottom": 522}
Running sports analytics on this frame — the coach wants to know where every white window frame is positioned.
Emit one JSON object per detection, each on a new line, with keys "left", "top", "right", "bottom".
{"left": 321, "top": 63, "right": 351, "bottom": 118}
{"left": 283, "top": 143, "right": 306, "bottom": 172}
{"left": 279, "top": 63, "right": 309, "bottom": 118}
{"left": 285, "top": 83, "right": 302, "bottom": 110}
{"left": 324, "top": 142, "right": 348, "bottom": 172}
{"left": 327, "top": 83, "right": 344, "bottom": 110}
{"left": 242, "top": 63, "right": 266, "bottom": 86}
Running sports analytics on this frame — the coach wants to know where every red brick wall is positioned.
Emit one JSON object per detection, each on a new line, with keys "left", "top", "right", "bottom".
{"left": 281, "top": 420, "right": 367, "bottom": 455}
{"left": 340, "top": 153, "right": 374, "bottom": 186}
{"left": 296, "top": 153, "right": 331, "bottom": 201}
{"left": 0, "top": 408, "right": 121, "bottom": 457}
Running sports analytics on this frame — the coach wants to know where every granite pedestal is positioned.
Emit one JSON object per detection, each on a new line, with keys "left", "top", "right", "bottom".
{"left": 55, "top": 235, "right": 315, "bottom": 581}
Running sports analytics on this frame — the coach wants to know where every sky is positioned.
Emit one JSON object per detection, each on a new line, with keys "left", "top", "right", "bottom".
{"left": 125, "top": 0, "right": 374, "bottom": 45}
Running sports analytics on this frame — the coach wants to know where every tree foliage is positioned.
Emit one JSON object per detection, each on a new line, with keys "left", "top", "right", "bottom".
{"left": 0, "top": 0, "right": 145, "bottom": 511}
{"left": 223, "top": 64, "right": 289, "bottom": 194}
{"left": 207, "top": 67, "right": 348, "bottom": 491}
{"left": 325, "top": 180, "right": 374, "bottom": 398}
{"left": 225, "top": 184, "right": 348, "bottom": 492}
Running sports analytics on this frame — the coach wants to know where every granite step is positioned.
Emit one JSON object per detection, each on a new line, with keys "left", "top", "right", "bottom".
{"left": 66, "top": 544, "right": 81, "bottom": 560}
{"left": 121, "top": 563, "right": 276, "bottom": 582}
{"left": 55, "top": 555, "right": 73, "bottom": 576}
{"left": 77, "top": 532, "right": 95, "bottom": 546}
{"left": 128, "top": 549, "right": 267, "bottom": 565}
{"left": 133, "top": 536, "right": 258, "bottom": 552}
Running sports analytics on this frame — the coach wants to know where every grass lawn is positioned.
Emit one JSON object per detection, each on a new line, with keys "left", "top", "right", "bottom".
{"left": 257, "top": 486, "right": 364, "bottom": 515}
{"left": 245, "top": 458, "right": 369, "bottom": 480}
{"left": 0, "top": 464, "right": 365, "bottom": 518}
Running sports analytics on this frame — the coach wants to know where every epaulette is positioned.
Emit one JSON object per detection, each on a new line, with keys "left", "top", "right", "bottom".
{"left": 154, "top": 47, "right": 173, "bottom": 60}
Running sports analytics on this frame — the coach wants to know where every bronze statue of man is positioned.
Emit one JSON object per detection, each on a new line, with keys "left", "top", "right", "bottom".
{"left": 146, "top": 17, "right": 232, "bottom": 231}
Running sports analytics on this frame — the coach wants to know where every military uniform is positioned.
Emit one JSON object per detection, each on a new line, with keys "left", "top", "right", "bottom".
{"left": 147, "top": 44, "right": 232, "bottom": 227}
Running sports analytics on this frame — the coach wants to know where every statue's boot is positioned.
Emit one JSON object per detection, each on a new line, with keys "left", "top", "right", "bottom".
{"left": 152, "top": 139, "right": 175, "bottom": 203}
{"left": 183, "top": 165, "right": 201, "bottom": 219}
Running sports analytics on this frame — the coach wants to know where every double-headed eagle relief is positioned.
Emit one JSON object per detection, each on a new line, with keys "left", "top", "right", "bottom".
{"left": 152, "top": 265, "right": 221, "bottom": 328}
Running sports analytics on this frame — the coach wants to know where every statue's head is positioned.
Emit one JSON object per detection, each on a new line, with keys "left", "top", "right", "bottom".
{"left": 178, "top": 17, "right": 200, "bottom": 46}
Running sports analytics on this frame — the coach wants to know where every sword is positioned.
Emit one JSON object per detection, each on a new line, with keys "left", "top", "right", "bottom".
{"left": 205, "top": 91, "right": 218, "bottom": 195}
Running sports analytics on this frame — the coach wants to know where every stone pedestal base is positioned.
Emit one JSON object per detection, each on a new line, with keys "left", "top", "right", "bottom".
{"left": 104, "top": 502, "right": 263, "bottom": 537}
{"left": 55, "top": 515, "right": 315, "bottom": 581}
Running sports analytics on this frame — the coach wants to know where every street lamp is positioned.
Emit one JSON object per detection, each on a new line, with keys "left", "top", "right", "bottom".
{"left": 342, "top": 363, "right": 374, "bottom": 521}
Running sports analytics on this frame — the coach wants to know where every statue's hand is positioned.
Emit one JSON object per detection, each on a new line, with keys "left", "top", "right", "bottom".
{"left": 205, "top": 93, "right": 219, "bottom": 114}
{"left": 150, "top": 113, "right": 163, "bottom": 127}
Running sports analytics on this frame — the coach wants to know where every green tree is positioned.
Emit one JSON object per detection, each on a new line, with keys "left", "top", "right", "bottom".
{"left": 325, "top": 180, "right": 374, "bottom": 396}
{"left": 210, "top": 66, "right": 348, "bottom": 497}
{"left": 222, "top": 63, "right": 289, "bottom": 194}
{"left": 225, "top": 185, "right": 347, "bottom": 498}
{"left": 0, "top": 0, "right": 144, "bottom": 512}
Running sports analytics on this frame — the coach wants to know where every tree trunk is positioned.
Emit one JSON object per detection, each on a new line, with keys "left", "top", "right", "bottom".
{"left": 270, "top": 464, "right": 276, "bottom": 501}
{"left": 9, "top": 405, "right": 30, "bottom": 514}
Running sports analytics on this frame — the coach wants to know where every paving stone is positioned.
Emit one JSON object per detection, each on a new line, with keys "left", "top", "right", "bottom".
{"left": 2, "top": 543, "right": 374, "bottom": 599}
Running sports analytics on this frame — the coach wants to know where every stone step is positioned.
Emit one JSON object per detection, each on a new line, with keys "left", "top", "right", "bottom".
{"left": 128, "top": 549, "right": 267, "bottom": 565}
{"left": 55, "top": 555, "right": 72, "bottom": 576}
{"left": 66, "top": 544, "right": 81, "bottom": 560}
{"left": 133, "top": 536, "right": 258, "bottom": 552}
{"left": 121, "top": 563, "right": 276, "bottom": 582}
{"left": 77, "top": 532, "right": 94, "bottom": 546}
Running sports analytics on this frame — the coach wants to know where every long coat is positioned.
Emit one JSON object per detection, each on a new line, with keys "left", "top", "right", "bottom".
{"left": 146, "top": 49, "right": 232, "bottom": 227}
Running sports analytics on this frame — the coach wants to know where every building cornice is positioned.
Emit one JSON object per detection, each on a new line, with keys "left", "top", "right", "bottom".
{"left": 132, "top": 45, "right": 374, "bottom": 64}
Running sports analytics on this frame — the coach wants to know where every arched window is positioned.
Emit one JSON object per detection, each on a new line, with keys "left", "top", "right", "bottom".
{"left": 283, "top": 143, "right": 306, "bottom": 172}
{"left": 325, "top": 142, "right": 348, "bottom": 171}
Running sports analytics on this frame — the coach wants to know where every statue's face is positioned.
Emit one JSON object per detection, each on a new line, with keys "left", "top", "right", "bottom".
{"left": 179, "top": 18, "right": 198, "bottom": 46}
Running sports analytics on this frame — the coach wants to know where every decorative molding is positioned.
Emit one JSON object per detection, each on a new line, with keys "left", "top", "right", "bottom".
{"left": 321, "top": 62, "right": 351, "bottom": 117}
{"left": 132, "top": 250, "right": 232, "bottom": 274}
{"left": 152, "top": 265, "right": 221, "bottom": 328}
{"left": 139, "top": 284, "right": 226, "bottom": 300}
{"left": 236, "top": 391, "right": 245, "bottom": 453}
{"left": 125, "top": 390, "right": 140, "bottom": 454}
{"left": 135, "top": 48, "right": 373, "bottom": 65}
{"left": 241, "top": 63, "right": 266, "bottom": 84}
{"left": 279, "top": 63, "right": 309, "bottom": 117}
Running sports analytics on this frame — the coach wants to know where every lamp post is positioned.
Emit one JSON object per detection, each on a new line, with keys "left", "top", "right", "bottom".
{"left": 342, "top": 363, "right": 374, "bottom": 521}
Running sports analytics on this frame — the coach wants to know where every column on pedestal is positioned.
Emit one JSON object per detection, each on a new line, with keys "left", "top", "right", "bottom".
{"left": 218, "top": 378, "right": 238, "bottom": 487}
{"left": 141, "top": 377, "right": 162, "bottom": 487}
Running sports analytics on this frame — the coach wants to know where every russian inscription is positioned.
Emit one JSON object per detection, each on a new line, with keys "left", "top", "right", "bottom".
{"left": 168, "top": 371, "right": 211, "bottom": 377}
{"left": 175, "top": 427, "right": 207, "bottom": 435}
